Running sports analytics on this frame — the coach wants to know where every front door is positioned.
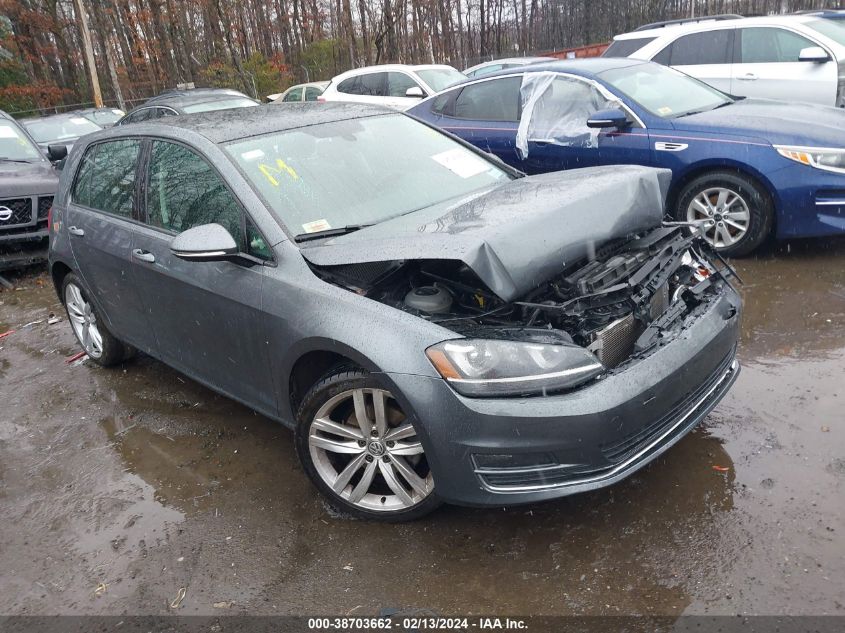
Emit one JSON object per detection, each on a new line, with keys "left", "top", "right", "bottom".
{"left": 731, "top": 27, "right": 837, "bottom": 105}
{"left": 64, "top": 138, "right": 156, "bottom": 352}
{"left": 129, "top": 139, "right": 276, "bottom": 413}
{"left": 516, "top": 76, "right": 652, "bottom": 174}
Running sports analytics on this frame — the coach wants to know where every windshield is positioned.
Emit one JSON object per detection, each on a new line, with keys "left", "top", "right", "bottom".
{"left": 182, "top": 97, "right": 258, "bottom": 113}
{"left": 805, "top": 18, "right": 845, "bottom": 47}
{"left": 0, "top": 120, "right": 44, "bottom": 160}
{"left": 600, "top": 63, "right": 732, "bottom": 118}
{"left": 226, "top": 113, "right": 510, "bottom": 237}
{"left": 24, "top": 116, "right": 101, "bottom": 143}
{"left": 416, "top": 68, "right": 467, "bottom": 92}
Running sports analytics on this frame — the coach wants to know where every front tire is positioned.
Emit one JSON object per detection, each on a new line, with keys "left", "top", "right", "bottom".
{"left": 295, "top": 368, "right": 441, "bottom": 522}
{"left": 675, "top": 171, "right": 773, "bottom": 257}
{"left": 62, "top": 273, "right": 133, "bottom": 367}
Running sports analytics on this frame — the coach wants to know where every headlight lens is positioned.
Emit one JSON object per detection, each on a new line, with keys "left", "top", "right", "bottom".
{"left": 775, "top": 145, "right": 845, "bottom": 173}
{"left": 426, "top": 339, "right": 604, "bottom": 397}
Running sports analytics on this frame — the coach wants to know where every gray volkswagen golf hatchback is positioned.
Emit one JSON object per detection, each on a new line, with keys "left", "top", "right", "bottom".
{"left": 48, "top": 103, "right": 741, "bottom": 521}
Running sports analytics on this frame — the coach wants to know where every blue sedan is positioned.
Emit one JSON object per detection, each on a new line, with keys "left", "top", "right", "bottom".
{"left": 408, "top": 57, "right": 845, "bottom": 256}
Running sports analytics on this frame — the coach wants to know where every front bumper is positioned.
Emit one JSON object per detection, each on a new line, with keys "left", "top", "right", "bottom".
{"left": 386, "top": 286, "right": 741, "bottom": 507}
{"left": 768, "top": 163, "right": 845, "bottom": 238}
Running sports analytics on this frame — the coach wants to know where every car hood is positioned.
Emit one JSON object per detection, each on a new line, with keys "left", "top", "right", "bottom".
{"left": 673, "top": 99, "right": 845, "bottom": 147}
{"left": 0, "top": 160, "right": 59, "bottom": 197}
{"left": 300, "top": 165, "right": 670, "bottom": 302}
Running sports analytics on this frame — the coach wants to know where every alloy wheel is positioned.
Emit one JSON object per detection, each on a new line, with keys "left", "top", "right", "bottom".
{"left": 686, "top": 186, "right": 751, "bottom": 249}
{"left": 64, "top": 282, "right": 104, "bottom": 358}
{"left": 308, "top": 388, "right": 434, "bottom": 512}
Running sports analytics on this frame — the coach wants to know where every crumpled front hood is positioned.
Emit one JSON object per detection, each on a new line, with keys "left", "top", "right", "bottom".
{"left": 674, "top": 99, "right": 845, "bottom": 147}
{"left": 301, "top": 165, "right": 670, "bottom": 301}
{"left": 0, "top": 160, "right": 59, "bottom": 197}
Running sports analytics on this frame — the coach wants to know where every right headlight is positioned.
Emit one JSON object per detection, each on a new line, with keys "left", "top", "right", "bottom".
{"left": 775, "top": 145, "right": 845, "bottom": 174}
{"left": 425, "top": 339, "right": 604, "bottom": 398}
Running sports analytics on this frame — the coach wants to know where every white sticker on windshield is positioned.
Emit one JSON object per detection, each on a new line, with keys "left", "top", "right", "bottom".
{"left": 112, "top": 109, "right": 124, "bottom": 115}
{"left": 241, "top": 149, "right": 265, "bottom": 161}
{"left": 302, "top": 219, "right": 331, "bottom": 233}
{"left": 70, "top": 117, "right": 89, "bottom": 125}
{"left": 0, "top": 125, "right": 19, "bottom": 139}
{"left": 431, "top": 148, "right": 488, "bottom": 179}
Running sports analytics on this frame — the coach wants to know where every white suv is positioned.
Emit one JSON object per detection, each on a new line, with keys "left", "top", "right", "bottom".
{"left": 605, "top": 13, "right": 845, "bottom": 106}
{"left": 320, "top": 64, "right": 467, "bottom": 110}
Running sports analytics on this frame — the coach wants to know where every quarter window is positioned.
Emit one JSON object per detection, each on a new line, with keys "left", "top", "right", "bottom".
{"left": 453, "top": 77, "right": 521, "bottom": 121}
{"left": 283, "top": 88, "right": 303, "bottom": 102}
{"left": 72, "top": 139, "right": 141, "bottom": 217}
{"left": 739, "top": 27, "right": 818, "bottom": 63}
{"left": 146, "top": 140, "right": 243, "bottom": 245}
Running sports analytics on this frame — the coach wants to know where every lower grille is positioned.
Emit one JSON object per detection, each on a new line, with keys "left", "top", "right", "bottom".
{"left": 599, "top": 350, "right": 735, "bottom": 464}
{"left": 0, "top": 198, "right": 34, "bottom": 226}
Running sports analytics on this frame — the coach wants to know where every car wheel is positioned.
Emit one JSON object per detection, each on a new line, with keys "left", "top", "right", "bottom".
{"left": 295, "top": 367, "right": 441, "bottom": 522}
{"left": 675, "top": 171, "right": 773, "bottom": 257}
{"left": 62, "top": 273, "right": 131, "bottom": 366}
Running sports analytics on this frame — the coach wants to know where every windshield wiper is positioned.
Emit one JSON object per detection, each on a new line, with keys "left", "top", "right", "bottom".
{"left": 0, "top": 157, "right": 33, "bottom": 163}
{"left": 673, "top": 101, "right": 732, "bottom": 118}
{"left": 294, "top": 224, "right": 372, "bottom": 243}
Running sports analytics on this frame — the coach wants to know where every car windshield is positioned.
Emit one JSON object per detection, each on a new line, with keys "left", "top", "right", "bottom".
{"left": 805, "top": 18, "right": 845, "bottom": 47}
{"left": 24, "top": 115, "right": 101, "bottom": 142}
{"left": 416, "top": 68, "right": 467, "bottom": 92}
{"left": 182, "top": 97, "right": 258, "bottom": 113}
{"left": 600, "top": 63, "right": 732, "bottom": 118}
{"left": 0, "top": 120, "right": 45, "bottom": 160}
{"left": 226, "top": 113, "right": 510, "bottom": 237}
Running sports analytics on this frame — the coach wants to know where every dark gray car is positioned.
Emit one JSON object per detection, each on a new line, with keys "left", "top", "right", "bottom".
{"left": 48, "top": 103, "right": 741, "bottom": 521}
{"left": 1, "top": 110, "right": 61, "bottom": 270}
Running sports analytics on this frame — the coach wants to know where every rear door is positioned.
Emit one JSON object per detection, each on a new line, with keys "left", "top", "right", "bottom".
{"left": 64, "top": 139, "right": 156, "bottom": 351}
{"left": 129, "top": 138, "right": 276, "bottom": 412}
{"left": 654, "top": 28, "right": 735, "bottom": 94}
{"left": 731, "top": 26, "right": 836, "bottom": 104}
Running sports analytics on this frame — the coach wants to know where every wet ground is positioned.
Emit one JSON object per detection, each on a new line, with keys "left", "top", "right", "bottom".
{"left": 0, "top": 238, "right": 843, "bottom": 617}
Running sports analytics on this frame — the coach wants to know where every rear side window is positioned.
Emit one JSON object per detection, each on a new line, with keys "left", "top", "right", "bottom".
{"left": 603, "top": 37, "right": 657, "bottom": 58}
{"left": 453, "top": 77, "right": 521, "bottom": 121}
{"left": 145, "top": 140, "right": 243, "bottom": 245}
{"left": 661, "top": 30, "right": 733, "bottom": 65}
{"left": 304, "top": 86, "right": 323, "bottom": 101}
{"left": 124, "top": 108, "right": 155, "bottom": 124}
{"left": 72, "top": 139, "right": 141, "bottom": 217}
{"left": 337, "top": 72, "right": 387, "bottom": 96}
{"left": 738, "top": 27, "right": 818, "bottom": 63}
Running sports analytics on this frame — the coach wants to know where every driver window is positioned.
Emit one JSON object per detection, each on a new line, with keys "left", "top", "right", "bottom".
{"left": 528, "top": 78, "right": 613, "bottom": 146}
{"left": 388, "top": 72, "right": 421, "bottom": 97}
{"left": 146, "top": 140, "right": 243, "bottom": 246}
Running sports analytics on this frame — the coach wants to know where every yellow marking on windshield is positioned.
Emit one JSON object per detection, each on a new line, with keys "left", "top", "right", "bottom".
{"left": 258, "top": 158, "right": 299, "bottom": 186}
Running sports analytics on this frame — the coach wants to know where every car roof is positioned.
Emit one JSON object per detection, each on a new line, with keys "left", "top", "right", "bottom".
{"left": 331, "top": 64, "right": 458, "bottom": 79}
{"left": 142, "top": 88, "right": 254, "bottom": 109}
{"left": 481, "top": 57, "right": 647, "bottom": 79}
{"left": 20, "top": 112, "right": 91, "bottom": 123}
{"left": 615, "top": 13, "right": 820, "bottom": 39}
{"left": 143, "top": 101, "right": 393, "bottom": 144}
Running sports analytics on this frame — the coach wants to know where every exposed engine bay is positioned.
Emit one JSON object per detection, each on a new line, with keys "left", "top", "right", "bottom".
{"left": 310, "top": 226, "right": 736, "bottom": 370}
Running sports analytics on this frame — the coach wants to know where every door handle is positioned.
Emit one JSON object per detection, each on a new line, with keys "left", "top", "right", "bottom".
{"left": 131, "top": 249, "right": 156, "bottom": 263}
{"left": 737, "top": 73, "right": 758, "bottom": 81}
{"left": 68, "top": 226, "right": 85, "bottom": 237}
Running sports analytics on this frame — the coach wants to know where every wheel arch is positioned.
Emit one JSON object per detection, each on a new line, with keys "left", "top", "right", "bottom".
{"left": 667, "top": 160, "right": 780, "bottom": 233}
{"left": 50, "top": 260, "right": 74, "bottom": 300}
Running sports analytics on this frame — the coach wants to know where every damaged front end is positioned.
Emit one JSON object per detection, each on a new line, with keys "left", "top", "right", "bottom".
{"left": 310, "top": 224, "right": 738, "bottom": 397}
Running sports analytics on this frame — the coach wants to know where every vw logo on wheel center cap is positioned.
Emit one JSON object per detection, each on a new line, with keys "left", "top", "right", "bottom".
{"left": 367, "top": 441, "right": 386, "bottom": 456}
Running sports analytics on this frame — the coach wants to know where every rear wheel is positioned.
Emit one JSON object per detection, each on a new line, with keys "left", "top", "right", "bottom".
{"left": 675, "top": 171, "right": 773, "bottom": 257}
{"left": 295, "top": 368, "right": 441, "bottom": 522}
{"left": 62, "top": 273, "right": 134, "bottom": 366}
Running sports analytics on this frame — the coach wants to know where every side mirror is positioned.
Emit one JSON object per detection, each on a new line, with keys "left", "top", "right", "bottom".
{"left": 405, "top": 86, "right": 425, "bottom": 98}
{"left": 587, "top": 108, "right": 630, "bottom": 129}
{"left": 170, "top": 223, "right": 238, "bottom": 262}
{"left": 47, "top": 144, "right": 68, "bottom": 162}
{"left": 799, "top": 46, "right": 830, "bottom": 63}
